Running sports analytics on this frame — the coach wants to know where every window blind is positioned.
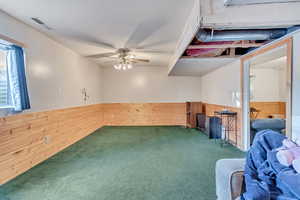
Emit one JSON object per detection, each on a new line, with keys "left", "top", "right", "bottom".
{"left": 0, "top": 50, "right": 8, "bottom": 106}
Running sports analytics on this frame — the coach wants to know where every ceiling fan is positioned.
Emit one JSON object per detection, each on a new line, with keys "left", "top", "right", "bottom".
{"left": 86, "top": 48, "right": 151, "bottom": 70}
{"left": 80, "top": 18, "right": 171, "bottom": 70}
{"left": 87, "top": 48, "right": 149, "bottom": 61}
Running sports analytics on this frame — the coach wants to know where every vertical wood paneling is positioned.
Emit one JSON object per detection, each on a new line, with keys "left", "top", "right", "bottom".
{"left": 250, "top": 101, "right": 286, "bottom": 119}
{"left": 0, "top": 102, "right": 187, "bottom": 185}
{"left": 2, "top": 102, "right": 246, "bottom": 184}
{"left": 102, "top": 103, "right": 187, "bottom": 126}
{"left": 0, "top": 104, "right": 103, "bottom": 185}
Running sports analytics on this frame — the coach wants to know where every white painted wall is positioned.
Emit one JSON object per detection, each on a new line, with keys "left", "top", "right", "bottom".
{"left": 200, "top": 60, "right": 241, "bottom": 107}
{"left": 199, "top": 31, "right": 300, "bottom": 145}
{"left": 0, "top": 10, "right": 202, "bottom": 117}
{"left": 250, "top": 60, "right": 287, "bottom": 102}
{"left": 292, "top": 32, "right": 300, "bottom": 142}
{"left": 0, "top": 11, "right": 103, "bottom": 116}
{"left": 102, "top": 66, "right": 202, "bottom": 103}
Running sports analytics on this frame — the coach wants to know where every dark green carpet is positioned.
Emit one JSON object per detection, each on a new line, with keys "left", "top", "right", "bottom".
{"left": 0, "top": 126, "right": 244, "bottom": 200}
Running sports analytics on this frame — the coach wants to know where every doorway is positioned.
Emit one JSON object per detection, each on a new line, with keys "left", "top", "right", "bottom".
{"left": 241, "top": 38, "right": 292, "bottom": 150}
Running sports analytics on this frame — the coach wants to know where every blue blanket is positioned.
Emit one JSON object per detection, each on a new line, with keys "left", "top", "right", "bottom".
{"left": 242, "top": 130, "right": 300, "bottom": 200}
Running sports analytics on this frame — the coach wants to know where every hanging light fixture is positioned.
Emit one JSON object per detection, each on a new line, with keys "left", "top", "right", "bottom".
{"left": 113, "top": 58, "right": 133, "bottom": 71}
{"left": 86, "top": 48, "right": 149, "bottom": 71}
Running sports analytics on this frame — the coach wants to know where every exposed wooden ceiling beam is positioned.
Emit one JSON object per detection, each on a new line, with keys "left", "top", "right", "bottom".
{"left": 187, "top": 43, "right": 264, "bottom": 49}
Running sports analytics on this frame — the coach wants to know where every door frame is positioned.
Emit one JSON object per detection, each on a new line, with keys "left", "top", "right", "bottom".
{"left": 240, "top": 37, "right": 293, "bottom": 151}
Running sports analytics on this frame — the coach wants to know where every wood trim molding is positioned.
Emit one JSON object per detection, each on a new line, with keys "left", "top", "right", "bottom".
{"left": 241, "top": 37, "right": 292, "bottom": 62}
{"left": 0, "top": 33, "right": 26, "bottom": 48}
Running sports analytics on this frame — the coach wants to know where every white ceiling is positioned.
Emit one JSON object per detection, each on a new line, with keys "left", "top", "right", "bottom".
{"left": 169, "top": 57, "right": 237, "bottom": 76}
{"left": 0, "top": 0, "right": 196, "bottom": 67}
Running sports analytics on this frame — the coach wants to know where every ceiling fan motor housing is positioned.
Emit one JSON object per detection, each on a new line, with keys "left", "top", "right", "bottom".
{"left": 117, "top": 48, "right": 131, "bottom": 58}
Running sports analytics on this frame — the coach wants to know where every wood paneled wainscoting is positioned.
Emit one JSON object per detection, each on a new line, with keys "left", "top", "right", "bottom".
{"left": 102, "top": 103, "right": 187, "bottom": 126}
{"left": 0, "top": 104, "right": 103, "bottom": 185}
{"left": 0, "top": 102, "right": 243, "bottom": 185}
{"left": 0, "top": 102, "right": 187, "bottom": 185}
{"left": 203, "top": 103, "right": 243, "bottom": 149}
{"left": 250, "top": 101, "right": 286, "bottom": 119}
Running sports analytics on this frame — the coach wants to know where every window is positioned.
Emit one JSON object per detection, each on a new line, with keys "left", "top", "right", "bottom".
{"left": 0, "top": 41, "right": 30, "bottom": 111}
{"left": 0, "top": 49, "right": 9, "bottom": 107}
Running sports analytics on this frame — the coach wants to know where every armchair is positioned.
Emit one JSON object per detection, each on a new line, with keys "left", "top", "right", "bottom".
{"left": 215, "top": 158, "right": 245, "bottom": 200}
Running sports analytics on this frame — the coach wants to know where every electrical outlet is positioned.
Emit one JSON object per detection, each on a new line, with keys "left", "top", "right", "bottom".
{"left": 44, "top": 135, "right": 51, "bottom": 144}
{"left": 81, "top": 88, "right": 90, "bottom": 102}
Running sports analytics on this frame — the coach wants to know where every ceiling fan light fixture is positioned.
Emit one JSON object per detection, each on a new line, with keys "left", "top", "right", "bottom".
{"left": 113, "top": 62, "right": 133, "bottom": 71}
{"left": 113, "top": 64, "right": 122, "bottom": 70}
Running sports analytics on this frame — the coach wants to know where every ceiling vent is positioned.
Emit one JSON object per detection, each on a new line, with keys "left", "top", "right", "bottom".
{"left": 31, "top": 18, "right": 52, "bottom": 30}
{"left": 224, "top": 0, "right": 300, "bottom": 6}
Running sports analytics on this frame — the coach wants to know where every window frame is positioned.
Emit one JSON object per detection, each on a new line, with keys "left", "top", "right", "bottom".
{"left": 0, "top": 35, "right": 28, "bottom": 112}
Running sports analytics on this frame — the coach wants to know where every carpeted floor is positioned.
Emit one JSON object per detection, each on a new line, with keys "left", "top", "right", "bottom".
{"left": 0, "top": 126, "right": 244, "bottom": 200}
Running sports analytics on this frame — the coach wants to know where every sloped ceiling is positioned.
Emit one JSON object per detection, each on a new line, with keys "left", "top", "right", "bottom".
{"left": 0, "top": 0, "right": 196, "bottom": 67}
{"left": 170, "top": 57, "right": 237, "bottom": 76}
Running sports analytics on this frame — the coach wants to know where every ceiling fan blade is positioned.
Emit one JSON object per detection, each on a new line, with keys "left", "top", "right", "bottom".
{"left": 86, "top": 52, "right": 118, "bottom": 59}
{"left": 130, "top": 58, "right": 150, "bottom": 63}
{"left": 90, "top": 41, "right": 115, "bottom": 50}
{"left": 104, "top": 57, "right": 120, "bottom": 60}
{"left": 124, "top": 18, "right": 166, "bottom": 49}
{"left": 63, "top": 33, "right": 116, "bottom": 50}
